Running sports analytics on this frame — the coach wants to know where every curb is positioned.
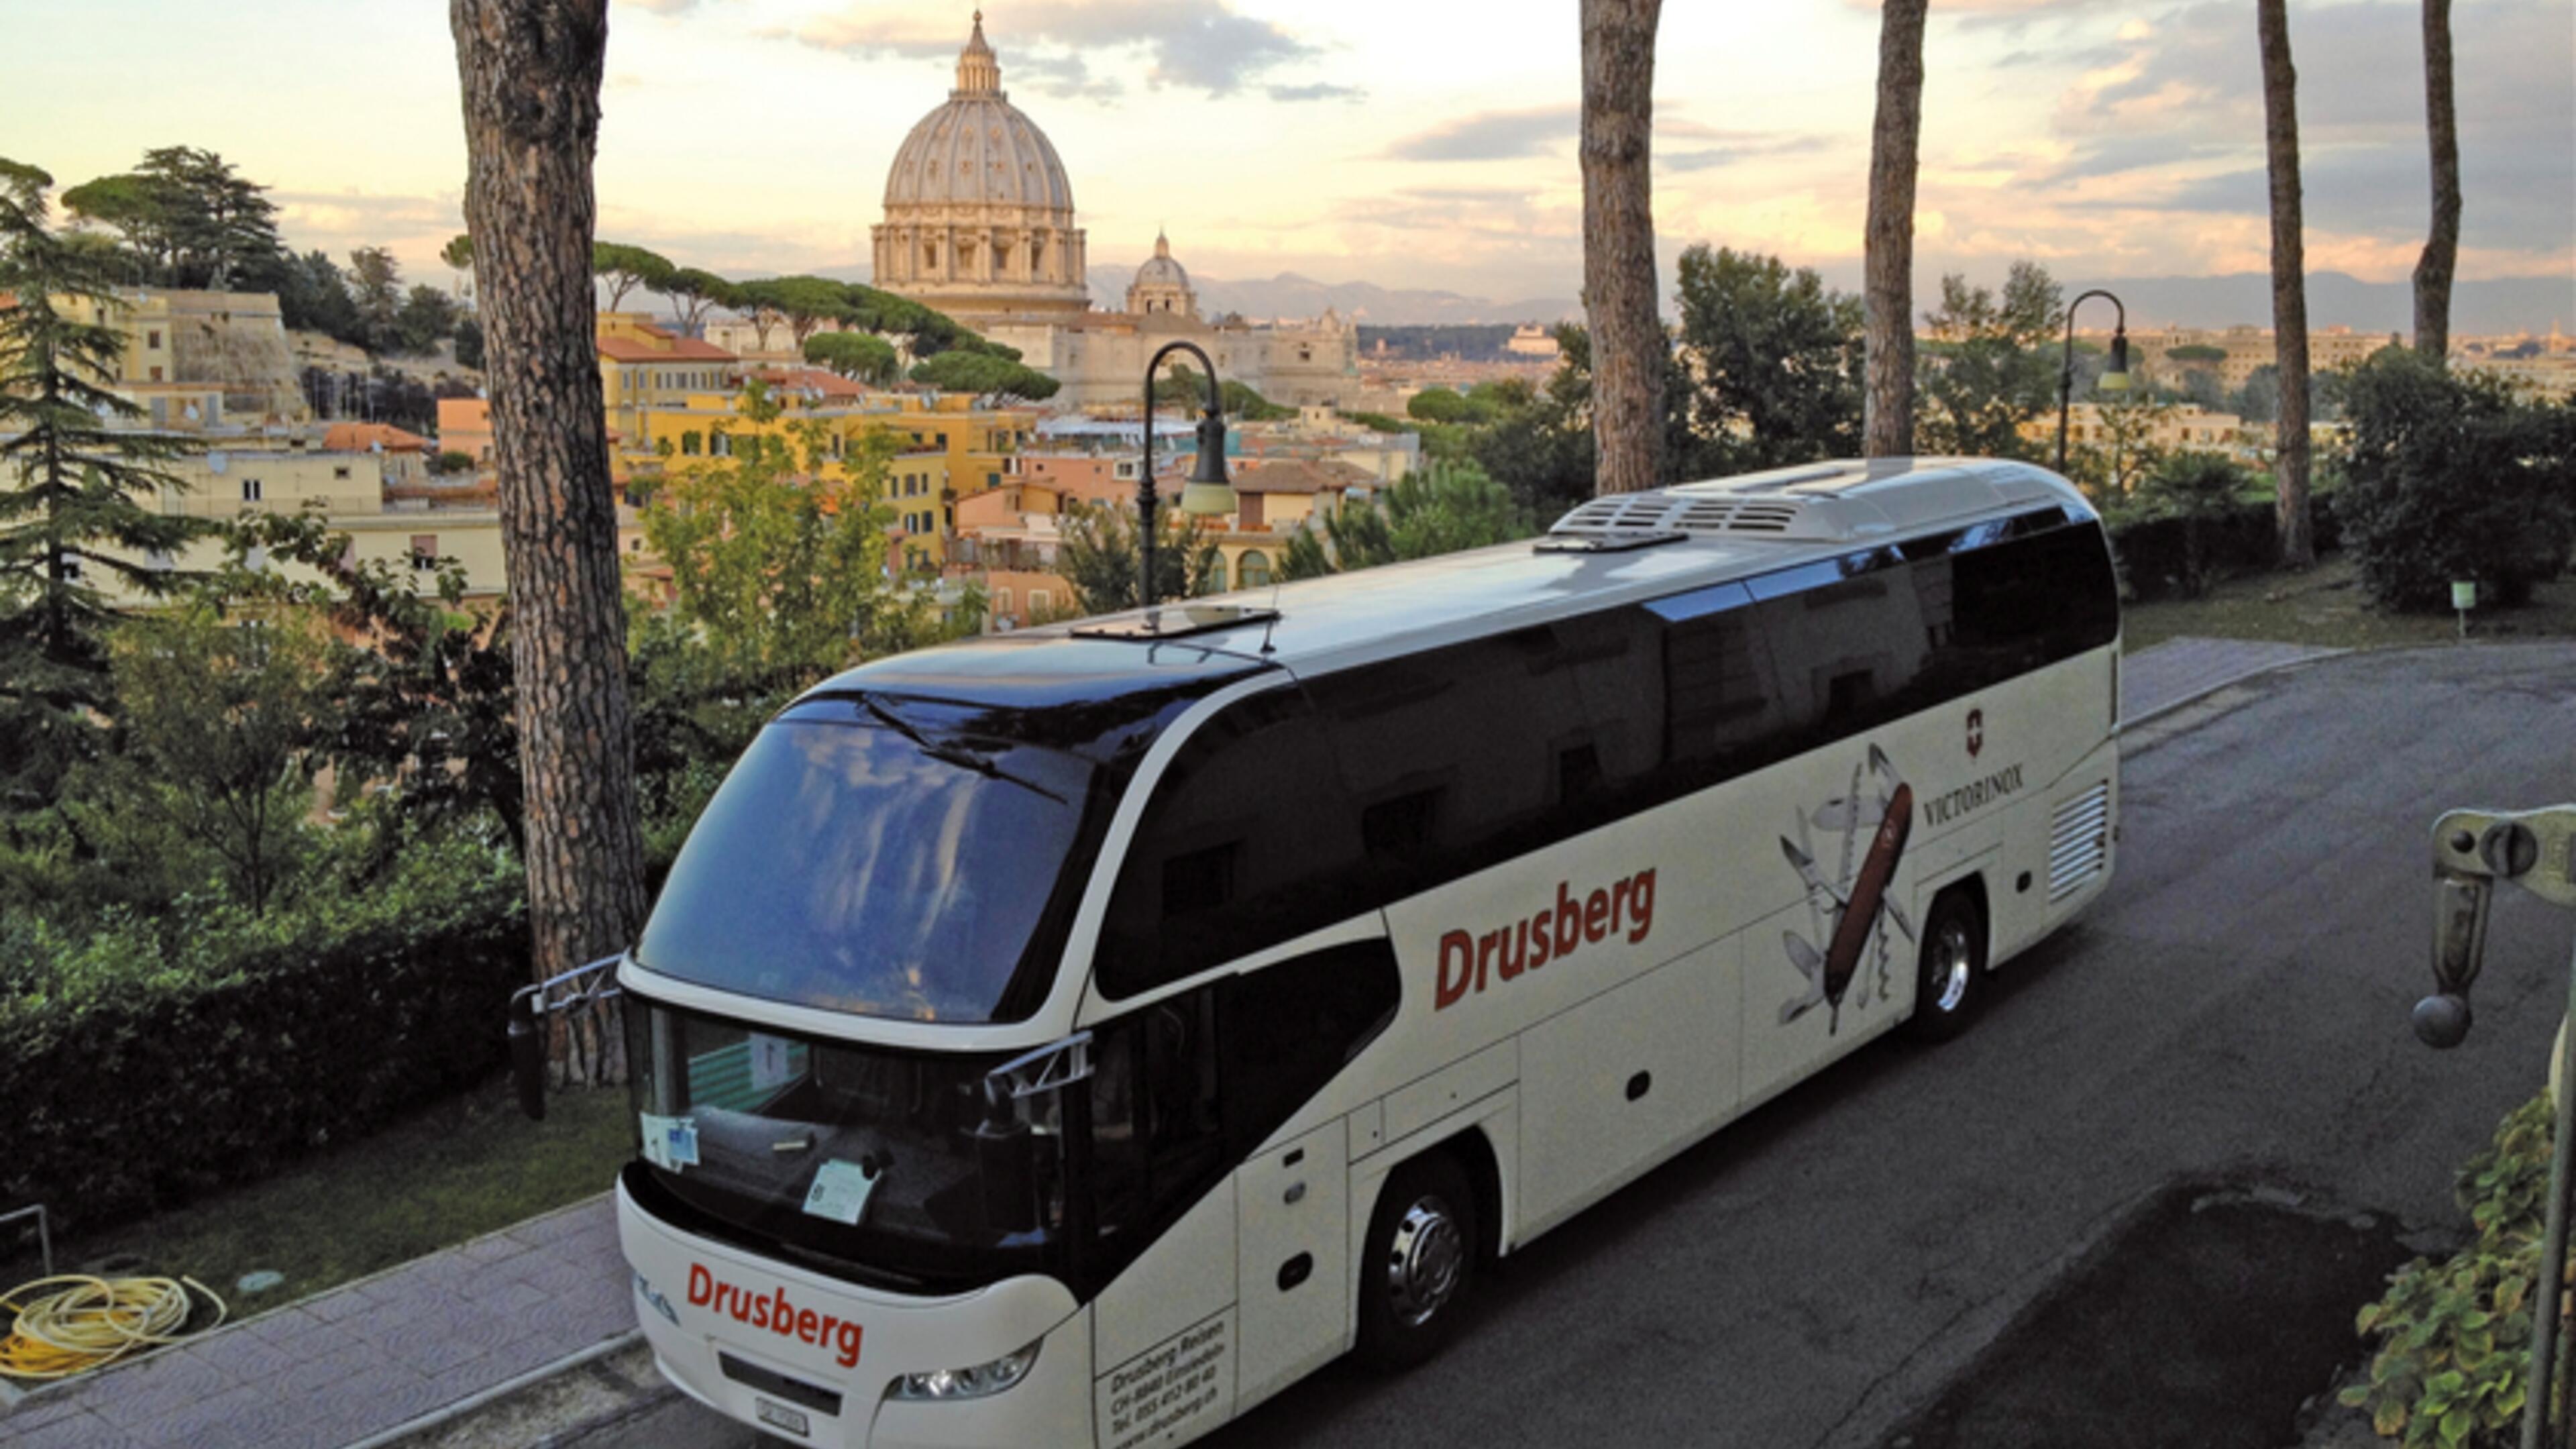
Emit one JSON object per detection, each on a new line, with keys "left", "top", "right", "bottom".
{"left": 339, "top": 1329, "right": 643, "bottom": 1449}
{"left": 2118, "top": 645, "right": 2350, "bottom": 736}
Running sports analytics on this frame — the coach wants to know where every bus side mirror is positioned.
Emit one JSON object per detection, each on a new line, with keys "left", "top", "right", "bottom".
{"left": 509, "top": 988, "right": 547, "bottom": 1122}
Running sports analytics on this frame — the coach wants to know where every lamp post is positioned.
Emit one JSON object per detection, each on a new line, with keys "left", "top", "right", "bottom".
{"left": 1138, "top": 339, "right": 1237, "bottom": 609}
{"left": 2056, "top": 288, "right": 2131, "bottom": 476}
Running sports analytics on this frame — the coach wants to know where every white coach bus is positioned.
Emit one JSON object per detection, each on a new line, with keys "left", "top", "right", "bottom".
{"left": 606, "top": 457, "right": 2121, "bottom": 1447}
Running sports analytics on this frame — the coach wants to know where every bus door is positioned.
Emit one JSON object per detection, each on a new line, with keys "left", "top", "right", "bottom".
{"left": 1079, "top": 682, "right": 1387, "bottom": 1435}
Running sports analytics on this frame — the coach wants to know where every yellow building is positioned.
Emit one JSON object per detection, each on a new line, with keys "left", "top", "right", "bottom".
{"left": 56, "top": 286, "right": 309, "bottom": 423}
{"left": 598, "top": 312, "right": 742, "bottom": 480}
{"left": 634, "top": 386, "right": 1034, "bottom": 576}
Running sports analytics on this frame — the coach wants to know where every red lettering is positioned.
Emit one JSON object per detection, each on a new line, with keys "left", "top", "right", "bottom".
{"left": 1497, "top": 921, "right": 1527, "bottom": 980}
{"left": 1476, "top": 930, "right": 1499, "bottom": 994}
{"left": 1554, "top": 881, "right": 1581, "bottom": 957}
{"left": 835, "top": 1321, "right": 864, "bottom": 1368}
{"left": 1609, "top": 879, "right": 1631, "bottom": 936}
{"left": 1529, "top": 910, "right": 1553, "bottom": 968}
{"left": 799, "top": 1308, "right": 821, "bottom": 1343}
{"left": 1585, "top": 890, "right": 1609, "bottom": 943}
{"left": 688, "top": 1265, "right": 712, "bottom": 1307}
{"left": 1436, "top": 930, "right": 1473, "bottom": 1010}
{"left": 677, "top": 1267, "right": 861, "bottom": 1368}
{"left": 751, "top": 1295, "right": 770, "bottom": 1330}
{"left": 1628, "top": 869, "right": 1656, "bottom": 943}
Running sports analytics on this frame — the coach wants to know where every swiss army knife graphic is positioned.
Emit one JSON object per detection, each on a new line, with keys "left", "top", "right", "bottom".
{"left": 1779, "top": 745, "right": 1917, "bottom": 1033}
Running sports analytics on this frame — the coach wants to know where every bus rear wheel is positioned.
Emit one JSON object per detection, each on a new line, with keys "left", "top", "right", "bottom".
{"left": 1903, "top": 888, "right": 1986, "bottom": 1043}
{"left": 1355, "top": 1151, "right": 1477, "bottom": 1372}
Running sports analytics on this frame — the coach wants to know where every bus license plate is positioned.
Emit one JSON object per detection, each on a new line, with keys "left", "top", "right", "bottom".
{"left": 755, "top": 1398, "right": 811, "bottom": 1438}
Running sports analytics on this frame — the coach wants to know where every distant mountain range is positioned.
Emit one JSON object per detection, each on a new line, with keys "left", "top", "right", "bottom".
{"left": 818, "top": 261, "right": 2567, "bottom": 335}
{"left": 2060, "top": 272, "right": 2574, "bottom": 337}
{"left": 1081, "top": 266, "right": 1578, "bottom": 327}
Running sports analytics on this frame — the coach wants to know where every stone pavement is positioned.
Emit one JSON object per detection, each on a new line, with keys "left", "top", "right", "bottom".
{"left": 2122, "top": 635, "right": 2344, "bottom": 724}
{"left": 0, "top": 1193, "right": 627, "bottom": 1449}
{"left": 0, "top": 634, "right": 2351, "bottom": 1449}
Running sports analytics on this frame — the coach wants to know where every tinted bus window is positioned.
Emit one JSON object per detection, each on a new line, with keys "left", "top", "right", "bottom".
{"left": 1308, "top": 627, "right": 1595, "bottom": 894}
{"left": 1097, "top": 689, "right": 1366, "bottom": 998}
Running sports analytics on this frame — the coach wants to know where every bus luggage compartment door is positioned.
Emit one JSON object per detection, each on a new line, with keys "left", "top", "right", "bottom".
{"left": 1234, "top": 1122, "right": 1350, "bottom": 1409}
{"left": 1516, "top": 941, "right": 1740, "bottom": 1236}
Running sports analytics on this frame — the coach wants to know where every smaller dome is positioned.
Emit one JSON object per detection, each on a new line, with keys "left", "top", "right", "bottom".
{"left": 1133, "top": 229, "right": 1189, "bottom": 290}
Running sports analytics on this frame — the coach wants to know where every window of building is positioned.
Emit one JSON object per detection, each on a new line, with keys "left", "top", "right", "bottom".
{"left": 996, "top": 588, "right": 1014, "bottom": 614}
{"left": 148, "top": 366, "right": 164, "bottom": 382}
{"left": 410, "top": 535, "right": 439, "bottom": 570}
{"left": 146, "top": 330, "right": 162, "bottom": 349}
{"left": 682, "top": 431, "right": 702, "bottom": 457}
{"left": 333, "top": 465, "right": 352, "bottom": 480}
{"left": 1030, "top": 589, "right": 1051, "bottom": 615}
{"left": 1237, "top": 550, "right": 1271, "bottom": 588}
{"left": 241, "top": 478, "right": 263, "bottom": 502}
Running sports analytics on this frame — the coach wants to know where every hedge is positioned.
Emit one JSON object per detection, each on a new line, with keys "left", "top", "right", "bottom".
{"left": 2106, "top": 491, "right": 2344, "bottom": 604}
{"left": 0, "top": 839, "right": 531, "bottom": 1233}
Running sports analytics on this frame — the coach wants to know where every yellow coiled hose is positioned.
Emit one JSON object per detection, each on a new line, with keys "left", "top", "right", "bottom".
{"left": 0, "top": 1274, "right": 225, "bottom": 1380}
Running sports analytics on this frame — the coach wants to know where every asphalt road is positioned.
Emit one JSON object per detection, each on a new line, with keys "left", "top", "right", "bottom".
{"left": 593, "top": 643, "right": 2576, "bottom": 1449}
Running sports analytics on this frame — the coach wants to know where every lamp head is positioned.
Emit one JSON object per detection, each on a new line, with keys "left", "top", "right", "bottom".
{"left": 2099, "top": 329, "right": 2131, "bottom": 392}
{"left": 1178, "top": 409, "right": 1235, "bottom": 517}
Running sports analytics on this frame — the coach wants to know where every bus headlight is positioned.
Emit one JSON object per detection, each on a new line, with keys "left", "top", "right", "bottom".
{"left": 890, "top": 1339, "right": 1042, "bottom": 1401}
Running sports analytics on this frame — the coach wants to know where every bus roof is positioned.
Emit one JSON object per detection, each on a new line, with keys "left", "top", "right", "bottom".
{"left": 816, "top": 456, "right": 2094, "bottom": 702}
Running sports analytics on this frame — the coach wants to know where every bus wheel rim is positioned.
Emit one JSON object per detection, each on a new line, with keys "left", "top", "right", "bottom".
{"left": 1933, "top": 920, "right": 1974, "bottom": 1013}
{"left": 1387, "top": 1195, "right": 1465, "bottom": 1327}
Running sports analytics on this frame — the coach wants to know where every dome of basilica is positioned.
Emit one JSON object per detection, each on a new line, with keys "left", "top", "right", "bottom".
{"left": 870, "top": 13, "right": 1089, "bottom": 324}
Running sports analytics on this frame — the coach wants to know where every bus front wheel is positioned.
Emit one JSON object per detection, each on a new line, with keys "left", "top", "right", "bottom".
{"left": 1355, "top": 1151, "right": 1477, "bottom": 1371}
{"left": 1903, "top": 888, "right": 1987, "bottom": 1043}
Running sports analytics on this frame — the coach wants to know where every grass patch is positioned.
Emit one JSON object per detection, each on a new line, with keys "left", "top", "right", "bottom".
{"left": 2124, "top": 555, "right": 2576, "bottom": 654}
{"left": 0, "top": 1075, "right": 631, "bottom": 1316}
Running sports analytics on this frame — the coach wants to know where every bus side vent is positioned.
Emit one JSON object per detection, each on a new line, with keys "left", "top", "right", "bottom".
{"left": 2047, "top": 782, "right": 2112, "bottom": 902}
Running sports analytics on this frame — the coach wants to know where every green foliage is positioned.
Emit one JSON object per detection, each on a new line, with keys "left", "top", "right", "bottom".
{"left": 0, "top": 832, "right": 530, "bottom": 1233}
{"left": 2337, "top": 349, "right": 2576, "bottom": 610}
{"left": 452, "top": 315, "right": 484, "bottom": 371}
{"left": 1407, "top": 388, "right": 1472, "bottom": 425}
{"left": 2066, "top": 393, "right": 2181, "bottom": 506}
{"left": 908, "top": 349, "right": 1060, "bottom": 401}
{"left": 429, "top": 449, "right": 476, "bottom": 476}
{"left": 1287, "top": 461, "right": 1530, "bottom": 578}
{"left": 591, "top": 241, "right": 674, "bottom": 311}
{"left": 804, "top": 331, "right": 900, "bottom": 385}
{"left": 1470, "top": 324, "right": 1597, "bottom": 521}
{"left": 2131, "top": 452, "right": 2253, "bottom": 598}
{"left": 1343, "top": 411, "right": 1416, "bottom": 435}
{"left": 2166, "top": 344, "right": 2229, "bottom": 364}
{"left": 2342, "top": 1092, "right": 2551, "bottom": 1446}
{"left": 346, "top": 246, "right": 403, "bottom": 354}
{"left": 396, "top": 283, "right": 460, "bottom": 355}
{"left": 640, "top": 385, "right": 924, "bottom": 682}
{"left": 60, "top": 147, "right": 284, "bottom": 293}
{"left": 90, "top": 607, "right": 341, "bottom": 914}
{"left": 1054, "top": 501, "right": 1222, "bottom": 614}
{"left": 1673, "top": 245, "right": 1865, "bottom": 474}
{"left": 1918, "top": 260, "right": 2062, "bottom": 460}
{"left": 0, "top": 158, "right": 209, "bottom": 800}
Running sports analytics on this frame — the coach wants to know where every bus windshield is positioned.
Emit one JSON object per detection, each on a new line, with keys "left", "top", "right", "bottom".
{"left": 625, "top": 999, "right": 1069, "bottom": 1293}
{"left": 635, "top": 697, "right": 1102, "bottom": 1024}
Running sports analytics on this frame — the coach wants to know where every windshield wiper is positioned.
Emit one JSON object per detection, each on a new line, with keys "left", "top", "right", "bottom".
{"left": 859, "top": 696, "right": 1067, "bottom": 805}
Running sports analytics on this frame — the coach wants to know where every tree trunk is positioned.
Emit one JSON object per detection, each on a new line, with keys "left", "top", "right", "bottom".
{"left": 1863, "top": 0, "right": 1928, "bottom": 459}
{"left": 2412, "top": 0, "right": 2460, "bottom": 360}
{"left": 1580, "top": 0, "right": 1664, "bottom": 496}
{"left": 451, "top": 0, "right": 645, "bottom": 1086}
{"left": 2257, "top": 0, "right": 2315, "bottom": 569}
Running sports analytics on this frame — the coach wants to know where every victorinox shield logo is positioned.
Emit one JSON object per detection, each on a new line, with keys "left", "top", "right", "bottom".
{"left": 1966, "top": 708, "right": 1984, "bottom": 759}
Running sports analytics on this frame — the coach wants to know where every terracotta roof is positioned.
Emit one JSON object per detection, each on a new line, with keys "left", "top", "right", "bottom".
{"left": 322, "top": 422, "right": 432, "bottom": 453}
{"left": 1228, "top": 458, "right": 1375, "bottom": 494}
{"left": 597, "top": 323, "right": 738, "bottom": 363}
{"left": 753, "top": 367, "right": 872, "bottom": 399}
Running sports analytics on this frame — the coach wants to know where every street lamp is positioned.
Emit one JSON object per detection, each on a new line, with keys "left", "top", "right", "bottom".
{"left": 2055, "top": 288, "right": 2131, "bottom": 476}
{"left": 1137, "top": 339, "right": 1236, "bottom": 608}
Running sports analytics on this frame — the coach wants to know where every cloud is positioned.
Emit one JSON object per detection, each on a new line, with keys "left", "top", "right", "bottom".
{"left": 1384, "top": 107, "right": 1576, "bottom": 162}
{"left": 781, "top": 0, "right": 1326, "bottom": 100}
{"left": 1269, "top": 82, "right": 1364, "bottom": 103}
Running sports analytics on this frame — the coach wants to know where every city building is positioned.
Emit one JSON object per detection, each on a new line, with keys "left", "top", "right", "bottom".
{"left": 869, "top": 18, "right": 1362, "bottom": 409}
{"left": 2123, "top": 325, "right": 2400, "bottom": 390}
{"left": 63, "top": 286, "right": 308, "bottom": 424}
{"left": 597, "top": 312, "right": 743, "bottom": 478}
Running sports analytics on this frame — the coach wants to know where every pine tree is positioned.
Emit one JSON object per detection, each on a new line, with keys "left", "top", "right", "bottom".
{"left": 0, "top": 158, "right": 205, "bottom": 801}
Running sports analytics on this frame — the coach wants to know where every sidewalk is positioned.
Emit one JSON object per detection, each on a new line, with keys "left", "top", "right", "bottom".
{"left": 0, "top": 634, "right": 2347, "bottom": 1449}
{"left": 0, "top": 1194, "right": 628, "bottom": 1449}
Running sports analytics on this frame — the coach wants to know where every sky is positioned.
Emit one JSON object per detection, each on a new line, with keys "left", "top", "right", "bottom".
{"left": 2, "top": 0, "right": 2568, "bottom": 307}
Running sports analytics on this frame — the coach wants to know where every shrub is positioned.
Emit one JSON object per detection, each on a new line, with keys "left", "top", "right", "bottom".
{"left": 2339, "top": 350, "right": 2576, "bottom": 611}
{"left": 0, "top": 834, "right": 529, "bottom": 1232}
{"left": 2342, "top": 1092, "right": 2551, "bottom": 1445}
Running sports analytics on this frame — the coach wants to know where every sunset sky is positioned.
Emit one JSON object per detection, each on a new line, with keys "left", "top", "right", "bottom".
{"left": 3, "top": 0, "right": 2568, "bottom": 305}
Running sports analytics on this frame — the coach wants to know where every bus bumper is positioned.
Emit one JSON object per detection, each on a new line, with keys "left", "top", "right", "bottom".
{"left": 616, "top": 1179, "right": 1094, "bottom": 1448}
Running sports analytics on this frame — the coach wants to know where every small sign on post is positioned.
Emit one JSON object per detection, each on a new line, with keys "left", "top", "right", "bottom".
{"left": 2453, "top": 580, "right": 2477, "bottom": 642}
